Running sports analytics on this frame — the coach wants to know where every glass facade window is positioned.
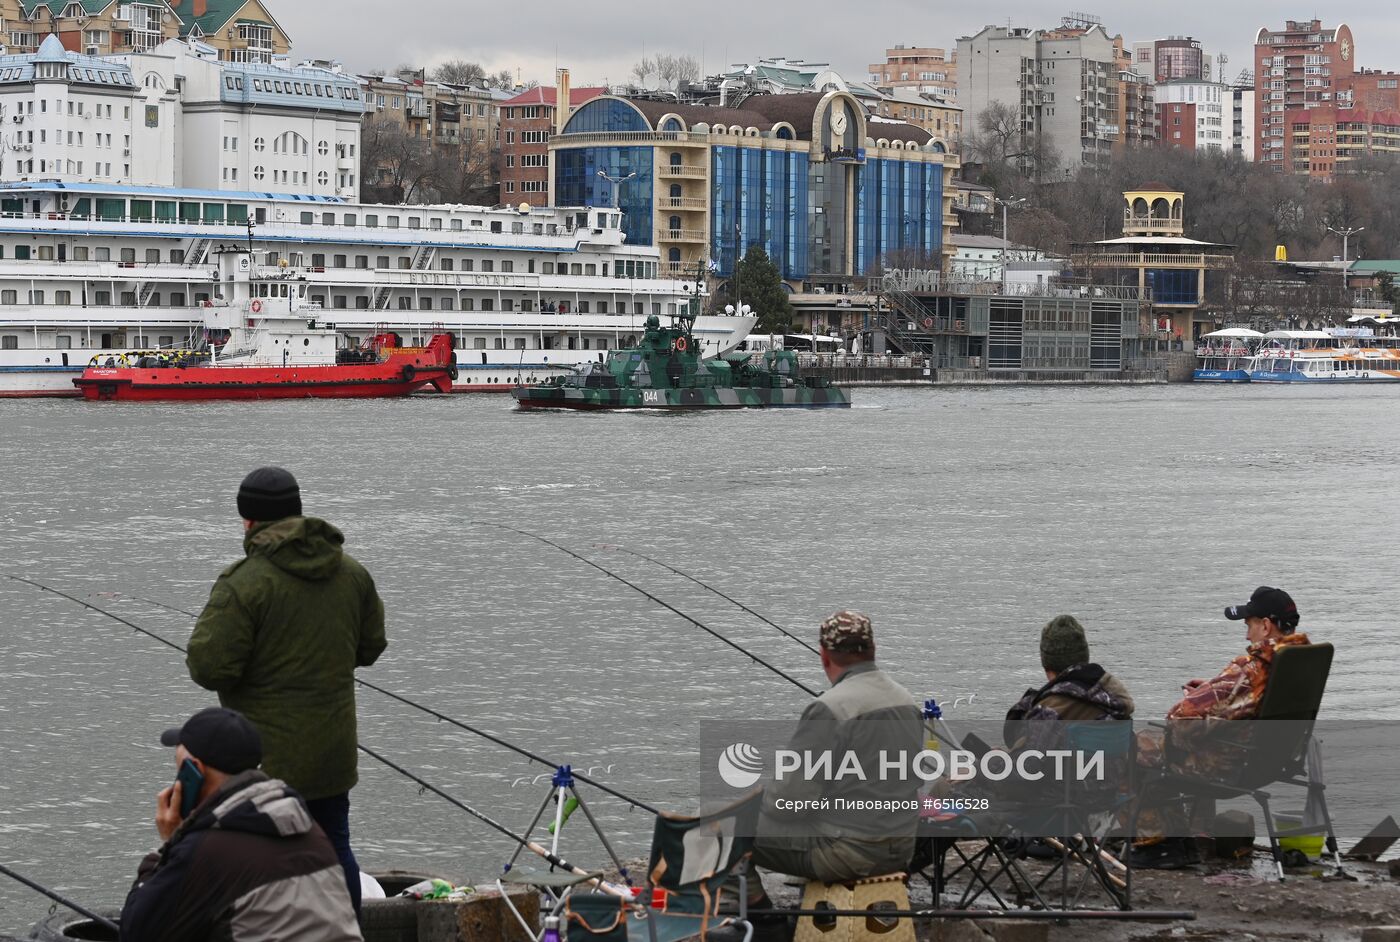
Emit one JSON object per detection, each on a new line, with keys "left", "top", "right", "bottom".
{"left": 562, "top": 99, "right": 649, "bottom": 134}
{"left": 554, "top": 146, "right": 654, "bottom": 247}
{"left": 854, "top": 158, "right": 943, "bottom": 275}
{"left": 1146, "top": 269, "right": 1198, "bottom": 304}
{"left": 710, "top": 145, "right": 809, "bottom": 279}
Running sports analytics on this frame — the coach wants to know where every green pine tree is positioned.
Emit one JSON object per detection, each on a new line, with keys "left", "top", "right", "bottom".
{"left": 729, "top": 245, "right": 794, "bottom": 334}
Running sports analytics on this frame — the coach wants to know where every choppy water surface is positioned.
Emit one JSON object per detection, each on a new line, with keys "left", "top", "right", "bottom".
{"left": 0, "top": 385, "right": 1397, "bottom": 930}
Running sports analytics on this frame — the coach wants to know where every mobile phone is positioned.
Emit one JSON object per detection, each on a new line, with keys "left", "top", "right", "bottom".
{"left": 176, "top": 759, "right": 205, "bottom": 818}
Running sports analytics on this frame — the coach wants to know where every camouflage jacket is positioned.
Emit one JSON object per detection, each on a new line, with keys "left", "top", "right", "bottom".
{"left": 1139, "top": 632, "right": 1312, "bottom": 776}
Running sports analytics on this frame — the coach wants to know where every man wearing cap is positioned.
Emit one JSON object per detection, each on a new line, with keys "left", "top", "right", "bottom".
{"left": 748, "top": 610, "right": 922, "bottom": 905}
{"left": 1133, "top": 586, "right": 1312, "bottom": 869}
{"left": 187, "top": 467, "right": 387, "bottom": 911}
{"left": 119, "top": 707, "right": 362, "bottom": 941}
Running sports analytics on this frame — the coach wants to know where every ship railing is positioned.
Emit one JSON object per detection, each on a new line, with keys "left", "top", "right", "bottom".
{"left": 796, "top": 353, "right": 925, "bottom": 370}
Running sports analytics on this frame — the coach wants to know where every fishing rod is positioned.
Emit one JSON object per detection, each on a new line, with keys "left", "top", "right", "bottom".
{"left": 471, "top": 522, "right": 819, "bottom": 697}
{"left": 590, "top": 542, "right": 820, "bottom": 656}
{"left": 0, "top": 573, "right": 658, "bottom": 816}
{"left": 357, "top": 744, "right": 631, "bottom": 898}
{"left": 0, "top": 862, "right": 120, "bottom": 932}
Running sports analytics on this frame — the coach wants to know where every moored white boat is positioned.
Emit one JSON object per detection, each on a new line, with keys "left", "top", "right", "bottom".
{"left": 1193, "top": 327, "right": 1263, "bottom": 383}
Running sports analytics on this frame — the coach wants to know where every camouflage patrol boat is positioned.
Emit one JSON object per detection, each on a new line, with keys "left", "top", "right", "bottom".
{"left": 510, "top": 307, "right": 850, "bottom": 411}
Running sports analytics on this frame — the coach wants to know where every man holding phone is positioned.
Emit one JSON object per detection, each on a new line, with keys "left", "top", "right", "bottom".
{"left": 119, "top": 707, "right": 362, "bottom": 941}
{"left": 187, "top": 467, "right": 387, "bottom": 913}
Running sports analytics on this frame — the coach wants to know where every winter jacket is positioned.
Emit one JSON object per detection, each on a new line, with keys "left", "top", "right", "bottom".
{"left": 187, "top": 517, "right": 387, "bottom": 800}
{"left": 1138, "top": 632, "right": 1313, "bottom": 778}
{"left": 1003, "top": 662, "right": 1136, "bottom": 755}
{"left": 759, "top": 661, "right": 923, "bottom": 878}
{"left": 119, "top": 771, "right": 362, "bottom": 942}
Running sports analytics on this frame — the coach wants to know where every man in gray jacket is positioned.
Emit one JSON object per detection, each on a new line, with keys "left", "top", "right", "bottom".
{"left": 752, "top": 611, "right": 923, "bottom": 887}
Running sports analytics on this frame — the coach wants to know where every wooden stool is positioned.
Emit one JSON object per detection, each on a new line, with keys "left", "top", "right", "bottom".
{"left": 793, "top": 873, "right": 913, "bottom": 942}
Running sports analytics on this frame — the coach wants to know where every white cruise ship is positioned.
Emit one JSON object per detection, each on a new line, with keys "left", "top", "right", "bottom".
{"left": 0, "top": 183, "right": 754, "bottom": 396}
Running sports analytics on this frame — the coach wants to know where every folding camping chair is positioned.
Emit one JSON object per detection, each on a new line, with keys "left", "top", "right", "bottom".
{"left": 629, "top": 790, "right": 763, "bottom": 942}
{"left": 1138, "top": 642, "right": 1341, "bottom": 880}
{"left": 915, "top": 721, "right": 1138, "bottom": 914}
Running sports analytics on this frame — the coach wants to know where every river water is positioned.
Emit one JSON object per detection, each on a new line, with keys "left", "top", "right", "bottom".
{"left": 1, "top": 384, "right": 1397, "bottom": 931}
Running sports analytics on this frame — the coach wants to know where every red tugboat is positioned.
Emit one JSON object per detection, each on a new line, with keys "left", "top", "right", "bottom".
{"left": 74, "top": 249, "right": 458, "bottom": 402}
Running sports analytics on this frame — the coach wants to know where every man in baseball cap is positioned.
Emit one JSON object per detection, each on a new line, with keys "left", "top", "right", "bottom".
{"left": 1133, "top": 587, "right": 1312, "bottom": 870}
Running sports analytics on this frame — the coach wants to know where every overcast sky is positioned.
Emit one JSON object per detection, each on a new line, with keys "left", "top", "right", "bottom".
{"left": 275, "top": 2, "right": 1398, "bottom": 88}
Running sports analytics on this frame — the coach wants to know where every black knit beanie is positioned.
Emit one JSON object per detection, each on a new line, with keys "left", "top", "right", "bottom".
{"left": 237, "top": 467, "right": 302, "bottom": 522}
{"left": 1040, "top": 614, "right": 1091, "bottom": 673}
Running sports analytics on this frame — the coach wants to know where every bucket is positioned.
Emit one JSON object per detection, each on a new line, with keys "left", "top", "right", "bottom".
{"left": 1274, "top": 812, "right": 1325, "bottom": 858}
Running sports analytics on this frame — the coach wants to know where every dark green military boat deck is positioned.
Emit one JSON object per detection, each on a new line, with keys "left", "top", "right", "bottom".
{"left": 511, "top": 312, "right": 850, "bottom": 411}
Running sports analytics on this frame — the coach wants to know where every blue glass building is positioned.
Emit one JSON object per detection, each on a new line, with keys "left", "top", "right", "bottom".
{"left": 551, "top": 91, "right": 951, "bottom": 285}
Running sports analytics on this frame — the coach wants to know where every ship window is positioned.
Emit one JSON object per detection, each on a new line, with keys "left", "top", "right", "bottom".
{"left": 419, "top": 298, "right": 433, "bottom": 310}
{"left": 441, "top": 297, "right": 454, "bottom": 310}
{"left": 169, "top": 249, "right": 184, "bottom": 263}
{"left": 599, "top": 302, "right": 608, "bottom": 314}
{"left": 344, "top": 213, "right": 357, "bottom": 226}
{"left": 502, "top": 299, "right": 513, "bottom": 311}
{"left": 474, "top": 337, "right": 486, "bottom": 349}
{"left": 300, "top": 212, "right": 314, "bottom": 225}
{"left": 13, "top": 245, "right": 28, "bottom": 260}
{"left": 311, "top": 253, "right": 326, "bottom": 267}
{"left": 95, "top": 291, "right": 110, "bottom": 305}
{"left": 543, "top": 262, "right": 554, "bottom": 274}
{"left": 515, "top": 338, "right": 527, "bottom": 349}
{"left": 440, "top": 258, "right": 454, "bottom": 271}
{"left": 355, "top": 297, "right": 369, "bottom": 309}
{"left": 96, "top": 198, "right": 124, "bottom": 221}
{"left": 169, "top": 294, "right": 184, "bottom": 307}
{"left": 598, "top": 339, "right": 608, "bottom": 350}
{"left": 323, "top": 212, "right": 335, "bottom": 225}
{"left": 146, "top": 249, "right": 160, "bottom": 263}
{"left": 38, "top": 246, "right": 53, "bottom": 260}
{"left": 490, "top": 221, "right": 502, "bottom": 233}
{"left": 397, "top": 297, "right": 411, "bottom": 309}
{"left": 376, "top": 256, "right": 389, "bottom": 268}
{"left": 494, "top": 337, "right": 504, "bottom": 349}
{"left": 451, "top": 219, "right": 463, "bottom": 231}
{"left": 120, "top": 291, "right": 135, "bottom": 305}
{"left": 155, "top": 201, "right": 176, "bottom": 222}
{"left": 228, "top": 205, "right": 248, "bottom": 224}
{"left": 398, "top": 257, "right": 411, "bottom": 270}
{"left": 179, "top": 203, "right": 200, "bottom": 222}
{"left": 387, "top": 216, "right": 400, "bottom": 229}
{"left": 148, "top": 294, "right": 160, "bottom": 306}
{"left": 333, "top": 254, "right": 347, "bottom": 267}
{"left": 481, "top": 299, "right": 494, "bottom": 311}
{"left": 429, "top": 218, "right": 441, "bottom": 230}
{"left": 461, "top": 259, "right": 473, "bottom": 272}
{"left": 365, "top": 215, "right": 378, "bottom": 227}
{"left": 462, "top": 298, "right": 474, "bottom": 311}
{"left": 94, "top": 247, "right": 108, "bottom": 261}
{"left": 333, "top": 296, "right": 347, "bottom": 309}
{"left": 408, "top": 217, "right": 421, "bottom": 229}
{"left": 501, "top": 261, "right": 513, "bottom": 273}
{"left": 121, "top": 248, "right": 136, "bottom": 262}
{"left": 57, "top": 335, "right": 72, "bottom": 348}
{"left": 481, "top": 260, "right": 493, "bottom": 272}
{"left": 0, "top": 292, "right": 14, "bottom": 305}
{"left": 355, "top": 255, "right": 368, "bottom": 269}
{"left": 579, "top": 301, "right": 590, "bottom": 313}
{"left": 203, "top": 204, "right": 224, "bottom": 223}
{"left": 0, "top": 335, "right": 16, "bottom": 348}
{"left": 129, "top": 200, "right": 152, "bottom": 221}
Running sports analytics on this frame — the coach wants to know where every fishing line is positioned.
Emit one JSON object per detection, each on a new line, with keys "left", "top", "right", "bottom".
{"left": 472, "top": 522, "right": 820, "bottom": 697}
{"left": 0, "top": 861, "right": 120, "bottom": 932}
{"left": 590, "top": 542, "right": 820, "bottom": 655}
{"left": 0, "top": 573, "right": 658, "bottom": 816}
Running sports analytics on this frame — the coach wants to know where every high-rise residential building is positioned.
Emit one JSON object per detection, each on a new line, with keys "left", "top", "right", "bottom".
{"left": 498, "top": 71, "right": 606, "bottom": 204}
{"left": 1130, "top": 38, "right": 1212, "bottom": 83}
{"left": 1155, "top": 80, "right": 1227, "bottom": 152}
{"left": 868, "top": 45, "right": 957, "bottom": 100}
{"left": 1231, "top": 80, "right": 1255, "bottom": 159}
{"left": 1253, "top": 19, "right": 1400, "bottom": 176}
{"left": 957, "top": 18, "right": 1126, "bottom": 177}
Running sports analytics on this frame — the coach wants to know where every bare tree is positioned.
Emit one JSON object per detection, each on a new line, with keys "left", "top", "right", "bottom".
{"left": 488, "top": 68, "right": 515, "bottom": 90}
{"left": 631, "top": 56, "right": 656, "bottom": 87}
{"left": 432, "top": 59, "right": 485, "bottom": 85}
{"left": 359, "top": 117, "right": 435, "bottom": 204}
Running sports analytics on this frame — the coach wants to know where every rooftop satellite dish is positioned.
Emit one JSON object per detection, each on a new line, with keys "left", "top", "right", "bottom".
{"left": 517, "top": 202, "right": 531, "bottom": 214}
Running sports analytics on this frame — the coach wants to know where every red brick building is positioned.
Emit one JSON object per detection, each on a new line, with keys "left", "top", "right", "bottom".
{"left": 498, "top": 78, "right": 606, "bottom": 204}
{"left": 1157, "top": 101, "right": 1198, "bottom": 149}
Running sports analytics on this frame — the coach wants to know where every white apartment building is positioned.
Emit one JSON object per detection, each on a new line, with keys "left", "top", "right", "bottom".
{"left": 1155, "top": 79, "right": 1227, "bottom": 152}
{"left": 0, "top": 33, "right": 362, "bottom": 198}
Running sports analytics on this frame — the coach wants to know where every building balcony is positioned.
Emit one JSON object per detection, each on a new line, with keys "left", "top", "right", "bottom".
{"left": 1078, "top": 252, "right": 1233, "bottom": 269}
{"left": 554, "top": 130, "right": 714, "bottom": 146}
{"left": 660, "top": 164, "right": 707, "bottom": 179}
{"left": 664, "top": 196, "right": 708, "bottom": 210}
{"left": 660, "top": 228, "right": 706, "bottom": 242}
{"left": 1123, "top": 216, "right": 1183, "bottom": 233}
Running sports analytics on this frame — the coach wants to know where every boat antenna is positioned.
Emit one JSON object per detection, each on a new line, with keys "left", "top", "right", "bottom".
{"left": 471, "top": 523, "right": 820, "bottom": 697}
{"left": 0, "top": 573, "right": 658, "bottom": 815}
{"left": 245, "top": 218, "right": 255, "bottom": 259}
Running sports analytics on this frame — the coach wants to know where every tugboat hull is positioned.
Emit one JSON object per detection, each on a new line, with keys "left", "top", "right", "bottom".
{"left": 512, "top": 384, "right": 850, "bottom": 410}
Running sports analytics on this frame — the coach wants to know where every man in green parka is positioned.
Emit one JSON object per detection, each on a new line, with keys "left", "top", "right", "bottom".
{"left": 187, "top": 466, "right": 387, "bottom": 913}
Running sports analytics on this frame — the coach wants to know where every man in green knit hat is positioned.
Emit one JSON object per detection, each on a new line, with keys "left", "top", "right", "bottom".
{"left": 187, "top": 467, "right": 387, "bottom": 913}
{"left": 1003, "top": 615, "right": 1135, "bottom": 754}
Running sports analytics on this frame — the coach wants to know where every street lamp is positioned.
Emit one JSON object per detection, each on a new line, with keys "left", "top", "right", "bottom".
{"left": 993, "top": 197, "right": 1028, "bottom": 291}
{"left": 595, "top": 169, "right": 636, "bottom": 209}
{"left": 1326, "top": 225, "right": 1363, "bottom": 264}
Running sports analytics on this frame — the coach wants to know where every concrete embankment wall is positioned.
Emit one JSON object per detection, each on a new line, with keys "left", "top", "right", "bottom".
{"left": 804, "top": 366, "right": 1170, "bottom": 386}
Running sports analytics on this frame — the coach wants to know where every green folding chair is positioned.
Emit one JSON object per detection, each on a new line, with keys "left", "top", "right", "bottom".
{"left": 629, "top": 790, "right": 763, "bottom": 942}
